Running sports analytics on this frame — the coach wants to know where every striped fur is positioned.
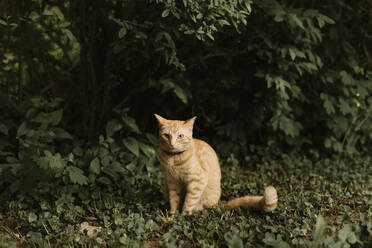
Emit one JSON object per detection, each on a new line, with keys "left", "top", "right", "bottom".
{"left": 154, "top": 114, "right": 278, "bottom": 214}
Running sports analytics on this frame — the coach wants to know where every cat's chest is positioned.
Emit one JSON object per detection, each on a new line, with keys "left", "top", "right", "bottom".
{"left": 161, "top": 157, "right": 198, "bottom": 182}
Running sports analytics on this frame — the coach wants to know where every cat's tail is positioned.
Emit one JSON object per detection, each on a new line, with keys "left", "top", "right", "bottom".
{"left": 224, "top": 186, "right": 278, "bottom": 212}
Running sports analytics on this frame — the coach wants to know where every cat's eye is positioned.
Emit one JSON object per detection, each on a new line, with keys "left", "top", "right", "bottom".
{"left": 163, "top": 133, "right": 170, "bottom": 138}
{"left": 178, "top": 134, "right": 184, "bottom": 139}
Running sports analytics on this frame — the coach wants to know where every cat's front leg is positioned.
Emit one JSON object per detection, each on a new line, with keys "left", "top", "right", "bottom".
{"left": 182, "top": 178, "right": 207, "bottom": 214}
{"left": 168, "top": 182, "right": 182, "bottom": 214}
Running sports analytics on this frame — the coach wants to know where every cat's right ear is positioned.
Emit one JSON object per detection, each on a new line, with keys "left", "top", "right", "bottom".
{"left": 184, "top": 116, "right": 196, "bottom": 130}
{"left": 154, "top": 114, "right": 167, "bottom": 126}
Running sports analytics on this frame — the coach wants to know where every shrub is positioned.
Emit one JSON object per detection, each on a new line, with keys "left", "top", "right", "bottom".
{"left": 0, "top": 0, "right": 371, "bottom": 157}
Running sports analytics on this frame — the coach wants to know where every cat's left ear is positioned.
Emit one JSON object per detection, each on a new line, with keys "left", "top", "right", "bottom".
{"left": 184, "top": 116, "right": 196, "bottom": 129}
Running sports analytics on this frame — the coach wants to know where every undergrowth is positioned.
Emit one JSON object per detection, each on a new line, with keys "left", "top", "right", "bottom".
{"left": 0, "top": 98, "right": 371, "bottom": 247}
{"left": 1, "top": 153, "right": 371, "bottom": 247}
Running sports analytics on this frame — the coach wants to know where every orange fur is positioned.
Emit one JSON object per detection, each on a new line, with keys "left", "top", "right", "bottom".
{"left": 154, "top": 114, "right": 278, "bottom": 214}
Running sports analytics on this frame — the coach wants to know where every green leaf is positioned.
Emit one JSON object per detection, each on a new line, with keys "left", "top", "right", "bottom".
{"left": 338, "top": 224, "right": 354, "bottom": 242}
{"left": 340, "top": 71, "right": 354, "bottom": 85}
{"left": 29, "top": 11, "right": 40, "bottom": 21}
{"left": 67, "top": 153, "right": 74, "bottom": 162}
{"left": 97, "top": 176, "right": 112, "bottom": 185}
{"left": 139, "top": 142, "right": 156, "bottom": 158}
{"left": 312, "top": 215, "right": 326, "bottom": 248}
{"left": 366, "top": 221, "right": 372, "bottom": 235}
{"left": 145, "top": 219, "right": 160, "bottom": 232}
{"left": 301, "top": 62, "right": 318, "bottom": 73}
{"left": 289, "top": 48, "right": 296, "bottom": 61}
{"left": 320, "top": 93, "right": 336, "bottom": 115}
{"left": 90, "top": 158, "right": 101, "bottom": 174}
{"left": 28, "top": 212, "right": 38, "bottom": 223}
{"left": 273, "top": 9, "right": 286, "bottom": 22}
{"left": 161, "top": 31, "right": 176, "bottom": 51}
{"left": 63, "top": 28, "right": 77, "bottom": 42}
{"left": 262, "top": 232, "right": 276, "bottom": 246}
{"left": 51, "top": 6, "right": 65, "bottom": 21}
{"left": 44, "top": 150, "right": 53, "bottom": 158}
{"left": 27, "top": 231, "right": 42, "bottom": 242}
{"left": 162, "top": 9, "right": 170, "bottom": 18}
{"left": 227, "top": 234, "right": 243, "bottom": 248}
{"left": 50, "top": 109, "right": 63, "bottom": 126}
{"left": 122, "top": 116, "right": 140, "bottom": 134}
{"left": 42, "top": 9, "right": 54, "bottom": 16}
{"left": 347, "top": 232, "right": 358, "bottom": 244}
{"left": 244, "top": 1, "right": 252, "bottom": 13}
{"left": 206, "top": 32, "right": 215, "bottom": 41}
{"left": 17, "top": 122, "right": 28, "bottom": 137}
{"left": 317, "top": 14, "right": 335, "bottom": 28}
{"left": 263, "top": 233, "right": 291, "bottom": 248}
{"left": 146, "top": 133, "right": 158, "bottom": 146}
{"left": 339, "top": 99, "right": 352, "bottom": 115}
{"left": 123, "top": 137, "right": 139, "bottom": 157}
{"left": 325, "top": 101, "right": 336, "bottom": 115}
{"left": 321, "top": 15, "right": 335, "bottom": 25}
{"left": 52, "top": 128, "right": 73, "bottom": 139}
{"left": 67, "top": 166, "right": 88, "bottom": 185}
{"left": 324, "top": 138, "right": 332, "bottom": 149}
{"left": 119, "top": 27, "right": 127, "bottom": 39}
{"left": 173, "top": 86, "right": 188, "bottom": 104}
{"left": 73, "top": 146, "right": 83, "bottom": 157}
{"left": 106, "top": 119, "right": 124, "bottom": 137}
{"left": 279, "top": 116, "right": 301, "bottom": 137}
{"left": 49, "top": 153, "right": 65, "bottom": 171}
{"left": 288, "top": 13, "right": 305, "bottom": 30}
{"left": 110, "top": 161, "right": 126, "bottom": 174}
{"left": 0, "top": 124, "right": 9, "bottom": 136}
{"left": 31, "top": 109, "right": 63, "bottom": 126}
{"left": 218, "top": 20, "right": 230, "bottom": 26}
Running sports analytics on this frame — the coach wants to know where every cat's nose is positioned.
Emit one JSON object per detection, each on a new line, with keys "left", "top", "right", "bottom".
{"left": 169, "top": 139, "right": 176, "bottom": 148}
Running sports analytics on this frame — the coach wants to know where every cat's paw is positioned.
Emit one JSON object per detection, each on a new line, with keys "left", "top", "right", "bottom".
{"left": 263, "top": 186, "right": 278, "bottom": 212}
{"left": 159, "top": 213, "right": 174, "bottom": 223}
{"left": 159, "top": 215, "right": 174, "bottom": 223}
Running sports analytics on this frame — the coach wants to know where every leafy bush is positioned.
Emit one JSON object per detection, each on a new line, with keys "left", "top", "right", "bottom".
{"left": 1, "top": 0, "right": 371, "bottom": 157}
{"left": 0, "top": 96, "right": 158, "bottom": 209}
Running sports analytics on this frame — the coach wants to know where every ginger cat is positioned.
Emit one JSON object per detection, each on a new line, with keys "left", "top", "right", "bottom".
{"left": 154, "top": 114, "right": 278, "bottom": 214}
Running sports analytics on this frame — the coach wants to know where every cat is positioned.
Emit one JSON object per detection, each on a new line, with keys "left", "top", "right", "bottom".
{"left": 154, "top": 114, "right": 278, "bottom": 214}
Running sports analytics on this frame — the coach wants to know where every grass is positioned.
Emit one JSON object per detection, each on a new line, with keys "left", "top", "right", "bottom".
{"left": 1, "top": 153, "right": 371, "bottom": 247}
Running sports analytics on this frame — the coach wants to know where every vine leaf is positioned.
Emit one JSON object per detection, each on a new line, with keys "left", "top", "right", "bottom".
{"left": 67, "top": 166, "right": 88, "bottom": 185}
{"left": 124, "top": 137, "right": 139, "bottom": 157}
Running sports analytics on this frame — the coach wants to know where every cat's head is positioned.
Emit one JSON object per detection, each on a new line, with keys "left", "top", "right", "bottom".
{"left": 154, "top": 114, "right": 196, "bottom": 153}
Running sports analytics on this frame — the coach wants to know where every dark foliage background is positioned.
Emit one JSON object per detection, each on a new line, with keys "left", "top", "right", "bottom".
{"left": 1, "top": 0, "right": 371, "bottom": 156}
{"left": 0, "top": 0, "right": 371, "bottom": 246}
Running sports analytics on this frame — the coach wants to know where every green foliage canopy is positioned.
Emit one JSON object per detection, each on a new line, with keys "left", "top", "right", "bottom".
{"left": 1, "top": 0, "right": 371, "bottom": 157}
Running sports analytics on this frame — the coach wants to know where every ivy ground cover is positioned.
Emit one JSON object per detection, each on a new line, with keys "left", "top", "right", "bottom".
{"left": 1, "top": 153, "right": 371, "bottom": 247}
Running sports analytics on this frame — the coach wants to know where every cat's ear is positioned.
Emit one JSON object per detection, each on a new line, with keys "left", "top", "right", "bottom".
{"left": 154, "top": 114, "right": 168, "bottom": 126}
{"left": 184, "top": 116, "right": 196, "bottom": 129}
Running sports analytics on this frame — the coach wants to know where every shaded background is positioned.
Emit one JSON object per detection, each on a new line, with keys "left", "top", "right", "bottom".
{"left": 1, "top": 0, "right": 372, "bottom": 157}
